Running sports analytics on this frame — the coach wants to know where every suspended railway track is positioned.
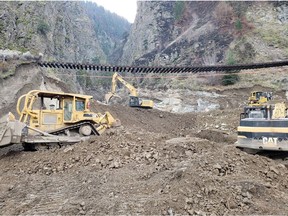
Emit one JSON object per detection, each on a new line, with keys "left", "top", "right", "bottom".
{"left": 37, "top": 60, "right": 288, "bottom": 74}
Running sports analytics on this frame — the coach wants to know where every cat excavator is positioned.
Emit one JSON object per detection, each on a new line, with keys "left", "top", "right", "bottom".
{"left": 237, "top": 91, "right": 288, "bottom": 152}
{"left": 105, "top": 72, "right": 153, "bottom": 109}
{"left": 0, "top": 90, "right": 119, "bottom": 150}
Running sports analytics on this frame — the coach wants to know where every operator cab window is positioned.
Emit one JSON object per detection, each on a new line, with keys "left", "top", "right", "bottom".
{"left": 64, "top": 100, "right": 73, "bottom": 121}
{"left": 255, "top": 92, "right": 262, "bottom": 100}
{"left": 248, "top": 110, "right": 265, "bottom": 119}
{"left": 76, "top": 100, "right": 85, "bottom": 111}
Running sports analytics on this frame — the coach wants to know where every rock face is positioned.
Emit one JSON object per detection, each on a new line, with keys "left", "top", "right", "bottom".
{"left": 0, "top": 2, "right": 106, "bottom": 111}
{"left": 82, "top": 2, "right": 131, "bottom": 63}
{"left": 120, "top": 1, "right": 288, "bottom": 66}
{"left": 0, "top": 1, "right": 107, "bottom": 63}
{"left": 0, "top": 1, "right": 131, "bottom": 109}
{"left": 0, "top": 59, "right": 69, "bottom": 115}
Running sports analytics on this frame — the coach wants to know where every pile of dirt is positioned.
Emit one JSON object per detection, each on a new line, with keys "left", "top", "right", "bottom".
{"left": 0, "top": 104, "right": 288, "bottom": 215}
{"left": 95, "top": 103, "right": 198, "bottom": 136}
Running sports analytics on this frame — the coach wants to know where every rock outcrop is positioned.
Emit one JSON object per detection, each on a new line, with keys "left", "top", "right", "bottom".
{"left": 120, "top": 1, "right": 288, "bottom": 66}
{"left": 0, "top": 1, "right": 107, "bottom": 63}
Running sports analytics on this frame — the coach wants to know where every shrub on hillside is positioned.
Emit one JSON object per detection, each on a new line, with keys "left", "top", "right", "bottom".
{"left": 37, "top": 20, "right": 50, "bottom": 35}
{"left": 222, "top": 50, "right": 240, "bottom": 86}
{"left": 222, "top": 73, "right": 239, "bottom": 86}
{"left": 174, "top": 1, "right": 185, "bottom": 21}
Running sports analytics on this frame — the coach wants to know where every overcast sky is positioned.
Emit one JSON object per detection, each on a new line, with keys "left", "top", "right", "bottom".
{"left": 92, "top": 0, "right": 137, "bottom": 23}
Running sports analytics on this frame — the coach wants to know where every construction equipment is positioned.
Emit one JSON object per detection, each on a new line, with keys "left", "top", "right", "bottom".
{"left": 248, "top": 91, "right": 272, "bottom": 106}
{"left": 0, "top": 90, "right": 119, "bottom": 150}
{"left": 105, "top": 72, "right": 154, "bottom": 109}
{"left": 236, "top": 101, "right": 288, "bottom": 152}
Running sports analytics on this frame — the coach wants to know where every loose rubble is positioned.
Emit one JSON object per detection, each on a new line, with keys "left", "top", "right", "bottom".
{"left": 0, "top": 104, "right": 287, "bottom": 215}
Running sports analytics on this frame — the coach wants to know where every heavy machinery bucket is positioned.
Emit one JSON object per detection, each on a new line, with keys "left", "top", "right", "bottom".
{"left": 105, "top": 92, "right": 121, "bottom": 104}
{"left": 95, "top": 111, "right": 121, "bottom": 135}
{"left": 0, "top": 113, "right": 26, "bottom": 147}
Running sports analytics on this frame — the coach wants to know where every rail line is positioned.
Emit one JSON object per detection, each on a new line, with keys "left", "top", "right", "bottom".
{"left": 38, "top": 60, "right": 288, "bottom": 74}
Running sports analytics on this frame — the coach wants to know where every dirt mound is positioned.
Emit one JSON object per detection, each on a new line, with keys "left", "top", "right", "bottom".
{"left": 0, "top": 104, "right": 288, "bottom": 215}
{"left": 196, "top": 129, "right": 237, "bottom": 143}
{"left": 95, "top": 103, "right": 198, "bottom": 135}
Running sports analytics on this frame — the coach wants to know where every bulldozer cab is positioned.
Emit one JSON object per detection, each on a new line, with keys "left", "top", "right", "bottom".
{"left": 16, "top": 90, "right": 93, "bottom": 132}
{"left": 0, "top": 90, "right": 120, "bottom": 148}
{"left": 240, "top": 105, "right": 270, "bottom": 120}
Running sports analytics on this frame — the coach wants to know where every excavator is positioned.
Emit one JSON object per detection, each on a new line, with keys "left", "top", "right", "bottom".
{"left": 236, "top": 91, "right": 288, "bottom": 152}
{"left": 105, "top": 72, "right": 154, "bottom": 109}
{"left": 0, "top": 90, "right": 120, "bottom": 150}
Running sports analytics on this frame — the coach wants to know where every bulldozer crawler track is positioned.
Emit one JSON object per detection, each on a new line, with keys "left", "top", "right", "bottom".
{"left": 38, "top": 60, "right": 288, "bottom": 74}
{"left": 49, "top": 121, "right": 100, "bottom": 136}
{"left": 22, "top": 122, "right": 100, "bottom": 151}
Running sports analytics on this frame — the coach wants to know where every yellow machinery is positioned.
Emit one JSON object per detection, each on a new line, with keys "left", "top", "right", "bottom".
{"left": 0, "top": 90, "right": 119, "bottom": 150}
{"left": 236, "top": 101, "right": 288, "bottom": 152}
{"left": 248, "top": 91, "right": 272, "bottom": 106}
{"left": 105, "top": 72, "right": 154, "bottom": 109}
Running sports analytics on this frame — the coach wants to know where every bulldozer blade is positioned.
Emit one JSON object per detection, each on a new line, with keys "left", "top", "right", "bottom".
{"left": 112, "top": 118, "right": 121, "bottom": 127}
{"left": 0, "top": 112, "right": 26, "bottom": 147}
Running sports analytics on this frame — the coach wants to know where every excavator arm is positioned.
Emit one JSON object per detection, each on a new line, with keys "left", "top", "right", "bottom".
{"left": 105, "top": 72, "right": 138, "bottom": 104}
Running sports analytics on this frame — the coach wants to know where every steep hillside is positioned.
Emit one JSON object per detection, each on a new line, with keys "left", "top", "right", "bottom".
{"left": 82, "top": 2, "right": 131, "bottom": 63}
{"left": 0, "top": 1, "right": 131, "bottom": 112}
{"left": 120, "top": 1, "right": 288, "bottom": 66}
{"left": 0, "top": 1, "right": 106, "bottom": 63}
{"left": 1, "top": 1, "right": 288, "bottom": 112}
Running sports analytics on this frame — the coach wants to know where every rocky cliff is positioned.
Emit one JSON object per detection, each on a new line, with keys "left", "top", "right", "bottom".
{"left": 120, "top": 1, "right": 288, "bottom": 66}
{"left": 0, "top": 1, "right": 130, "bottom": 113}
{"left": 0, "top": 1, "right": 108, "bottom": 63}
{"left": 1, "top": 1, "right": 288, "bottom": 114}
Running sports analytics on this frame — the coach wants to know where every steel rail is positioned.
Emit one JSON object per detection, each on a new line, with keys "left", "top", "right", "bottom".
{"left": 37, "top": 60, "right": 288, "bottom": 74}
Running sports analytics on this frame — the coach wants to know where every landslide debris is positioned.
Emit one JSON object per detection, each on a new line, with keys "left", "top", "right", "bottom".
{"left": 0, "top": 104, "right": 287, "bottom": 215}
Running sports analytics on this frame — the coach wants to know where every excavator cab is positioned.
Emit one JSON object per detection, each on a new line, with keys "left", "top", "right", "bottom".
{"left": 129, "top": 96, "right": 154, "bottom": 109}
{"left": 129, "top": 96, "right": 140, "bottom": 107}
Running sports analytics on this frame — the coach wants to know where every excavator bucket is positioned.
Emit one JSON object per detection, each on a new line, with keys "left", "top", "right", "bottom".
{"left": 0, "top": 112, "right": 26, "bottom": 147}
{"left": 105, "top": 92, "right": 121, "bottom": 104}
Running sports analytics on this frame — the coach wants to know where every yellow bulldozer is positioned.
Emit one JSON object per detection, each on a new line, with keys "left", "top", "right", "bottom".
{"left": 0, "top": 90, "right": 119, "bottom": 150}
{"left": 105, "top": 72, "right": 154, "bottom": 109}
{"left": 248, "top": 91, "right": 272, "bottom": 106}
